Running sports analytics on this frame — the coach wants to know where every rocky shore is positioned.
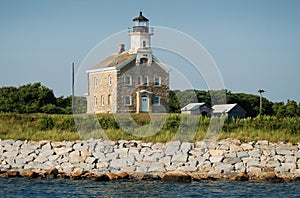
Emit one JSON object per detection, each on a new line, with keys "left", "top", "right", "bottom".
{"left": 1, "top": 138, "right": 300, "bottom": 182}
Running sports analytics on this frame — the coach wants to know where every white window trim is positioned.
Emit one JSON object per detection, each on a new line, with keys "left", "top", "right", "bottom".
{"left": 94, "top": 96, "right": 98, "bottom": 106}
{"left": 94, "top": 77, "right": 98, "bottom": 87}
{"left": 144, "top": 76, "right": 149, "bottom": 86}
{"left": 154, "top": 76, "right": 161, "bottom": 86}
{"left": 137, "top": 75, "right": 142, "bottom": 85}
{"left": 125, "top": 95, "right": 132, "bottom": 106}
{"left": 108, "top": 75, "right": 112, "bottom": 86}
{"left": 154, "top": 96, "right": 160, "bottom": 106}
{"left": 125, "top": 75, "right": 132, "bottom": 85}
{"left": 101, "top": 95, "right": 105, "bottom": 106}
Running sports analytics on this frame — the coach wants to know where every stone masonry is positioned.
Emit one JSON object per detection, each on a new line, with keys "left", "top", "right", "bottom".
{"left": 1, "top": 139, "right": 300, "bottom": 180}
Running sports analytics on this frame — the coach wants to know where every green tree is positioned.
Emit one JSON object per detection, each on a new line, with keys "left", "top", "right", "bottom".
{"left": 169, "top": 90, "right": 180, "bottom": 113}
{"left": 285, "top": 100, "right": 297, "bottom": 117}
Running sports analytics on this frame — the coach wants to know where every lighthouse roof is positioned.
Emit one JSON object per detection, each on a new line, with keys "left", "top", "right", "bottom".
{"left": 133, "top": 11, "right": 149, "bottom": 22}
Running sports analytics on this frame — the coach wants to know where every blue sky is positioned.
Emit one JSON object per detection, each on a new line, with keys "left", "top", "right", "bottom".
{"left": 0, "top": 0, "right": 299, "bottom": 102}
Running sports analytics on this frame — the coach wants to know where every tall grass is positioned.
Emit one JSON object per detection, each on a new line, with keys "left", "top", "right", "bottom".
{"left": 0, "top": 113, "right": 299, "bottom": 143}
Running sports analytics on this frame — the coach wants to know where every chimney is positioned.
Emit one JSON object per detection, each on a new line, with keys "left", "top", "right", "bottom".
{"left": 118, "top": 44, "right": 125, "bottom": 53}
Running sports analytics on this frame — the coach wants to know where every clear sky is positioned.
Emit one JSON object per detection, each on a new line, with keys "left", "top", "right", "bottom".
{"left": 0, "top": 0, "right": 299, "bottom": 103}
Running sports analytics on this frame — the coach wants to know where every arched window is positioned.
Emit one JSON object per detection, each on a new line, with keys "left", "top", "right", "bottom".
{"left": 125, "top": 75, "right": 132, "bottom": 85}
{"left": 108, "top": 75, "right": 112, "bottom": 86}
{"left": 140, "top": 58, "right": 148, "bottom": 65}
{"left": 108, "top": 95, "right": 111, "bottom": 105}
{"left": 101, "top": 95, "right": 105, "bottom": 106}
{"left": 94, "top": 96, "right": 97, "bottom": 106}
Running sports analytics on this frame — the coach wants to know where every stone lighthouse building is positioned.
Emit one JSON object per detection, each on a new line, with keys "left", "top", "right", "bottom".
{"left": 86, "top": 12, "right": 170, "bottom": 114}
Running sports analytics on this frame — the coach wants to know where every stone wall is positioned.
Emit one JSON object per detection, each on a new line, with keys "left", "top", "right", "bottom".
{"left": 1, "top": 139, "right": 300, "bottom": 180}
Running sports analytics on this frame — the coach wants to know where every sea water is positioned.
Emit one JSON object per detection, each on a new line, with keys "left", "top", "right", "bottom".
{"left": 1, "top": 178, "right": 299, "bottom": 197}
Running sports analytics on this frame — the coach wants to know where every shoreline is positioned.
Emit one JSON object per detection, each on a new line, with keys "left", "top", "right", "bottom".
{"left": 1, "top": 139, "right": 300, "bottom": 182}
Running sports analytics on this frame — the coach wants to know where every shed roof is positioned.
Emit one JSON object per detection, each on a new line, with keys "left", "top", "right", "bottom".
{"left": 212, "top": 103, "right": 238, "bottom": 114}
{"left": 181, "top": 103, "right": 206, "bottom": 111}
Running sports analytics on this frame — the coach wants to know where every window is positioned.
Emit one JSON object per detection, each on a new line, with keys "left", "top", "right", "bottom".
{"left": 94, "top": 77, "right": 98, "bottom": 87}
{"left": 94, "top": 96, "right": 97, "bottom": 106}
{"left": 108, "top": 75, "right": 112, "bottom": 86}
{"left": 125, "top": 96, "right": 132, "bottom": 106}
{"left": 143, "top": 40, "right": 146, "bottom": 47}
{"left": 137, "top": 76, "right": 142, "bottom": 85}
{"left": 140, "top": 58, "right": 148, "bottom": 65}
{"left": 101, "top": 95, "right": 105, "bottom": 106}
{"left": 144, "top": 76, "right": 149, "bottom": 86}
{"left": 154, "top": 96, "right": 160, "bottom": 105}
{"left": 108, "top": 95, "right": 111, "bottom": 105}
{"left": 125, "top": 75, "right": 132, "bottom": 85}
{"left": 154, "top": 76, "right": 161, "bottom": 86}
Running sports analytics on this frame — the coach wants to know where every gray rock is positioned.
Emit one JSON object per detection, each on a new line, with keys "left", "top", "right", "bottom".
{"left": 127, "top": 154, "right": 136, "bottom": 166}
{"left": 240, "top": 143, "right": 253, "bottom": 151}
{"left": 2, "top": 151, "right": 19, "bottom": 158}
{"left": 105, "top": 153, "right": 118, "bottom": 161}
{"left": 42, "top": 142, "right": 52, "bottom": 151}
{"left": 39, "top": 150, "right": 54, "bottom": 158}
{"left": 276, "top": 147, "right": 293, "bottom": 156}
{"left": 177, "top": 165, "right": 197, "bottom": 172}
{"left": 54, "top": 147, "right": 72, "bottom": 156}
{"left": 96, "top": 161, "right": 109, "bottom": 169}
{"left": 272, "top": 155, "right": 285, "bottom": 162}
{"left": 48, "top": 155, "right": 59, "bottom": 162}
{"left": 165, "top": 141, "right": 180, "bottom": 156}
{"left": 224, "top": 152, "right": 237, "bottom": 158}
{"left": 246, "top": 159, "right": 260, "bottom": 167}
{"left": 110, "top": 158, "right": 127, "bottom": 169}
{"left": 61, "top": 162, "right": 74, "bottom": 173}
{"left": 180, "top": 142, "right": 194, "bottom": 153}
{"left": 248, "top": 149, "right": 262, "bottom": 158}
{"left": 234, "top": 162, "right": 245, "bottom": 172}
{"left": 85, "top": 156, "right": 96, "bottom": 164}
{"left": 159, "top": 156, "right": 171, "bottom": 166}
{"left": 148, "top": 162, "right": 165, "bottom": 172}
{"left": 209, "top": 156, "right": 224, "bottom": 163}
{"left": 223, "top": 157, "right": 241, "bottom": 165}
{"left": 171, "top": 153, "right": 188, "bottom": 163}
{"left": 152, "top": 142, "right": 165, "bottom": 150}
{"left": 294, "top": 151, "right": 300, "bottom": 159}
{"left": 266, "top": 160, "right": 281, "bottom": 168}
{"left": 237, "top": 151, "right": 249, "bottom": 158}
{"left": 77, "top": 162, "right": 95, "bottom": 171}
{"left": 199, "top": 160, "right": 212, "bottom": 168}
{"left": 214, "top": 164, "right": 233, "bottom": 172}
{"left": 285, "top": 156, "right": 297, "bottom": 163}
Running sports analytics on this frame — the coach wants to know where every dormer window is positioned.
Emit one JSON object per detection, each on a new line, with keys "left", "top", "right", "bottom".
{"left": 140, "top": 58, "right": 148, "bottom": 65}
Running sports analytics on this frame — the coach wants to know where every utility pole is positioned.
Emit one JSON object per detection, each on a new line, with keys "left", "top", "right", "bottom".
{"left": 72, "top": 62, "right": 75, "bottom": 113}
{"left": 258, "top": 89, "right": 265, "bottom": 116}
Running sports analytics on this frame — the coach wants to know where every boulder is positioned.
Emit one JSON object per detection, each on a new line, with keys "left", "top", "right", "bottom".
{"left": 162, "top": 171, "right": 192, "bottom": 183}
{"left": 71, "top": 167, "right": 85, "bottom": 179}
{"left": 21, "top": 171, "right": 40, "bottom": 178}
{"left": 107, "top": 172, "right": 119, "bottom": 180}
{"left": 233, "top": 172, "right": 249, "bottom": 181}
{"left": 117, "top": 172, "right": 129, "bottom": 179}
{"left": 45, "top": 167, "right": 59, "bottom": 178}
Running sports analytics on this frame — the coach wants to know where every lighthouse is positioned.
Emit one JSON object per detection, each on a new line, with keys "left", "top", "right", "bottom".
{"left": 129, "top": 11, "right": 153, "bottom": 66}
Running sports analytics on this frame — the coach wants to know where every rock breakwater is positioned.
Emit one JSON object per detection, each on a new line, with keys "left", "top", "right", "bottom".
{"left": 1, "top": 139, "right": 300, "bottom": 181}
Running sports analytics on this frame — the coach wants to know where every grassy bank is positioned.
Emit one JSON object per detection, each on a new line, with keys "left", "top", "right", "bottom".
{"left": 0, "top": 113, "right": 299, "bottom": 143}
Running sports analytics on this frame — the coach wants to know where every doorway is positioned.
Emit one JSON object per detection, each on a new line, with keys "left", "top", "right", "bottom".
{"left": 141, "top": 96, "right": 148, "bottom": 112}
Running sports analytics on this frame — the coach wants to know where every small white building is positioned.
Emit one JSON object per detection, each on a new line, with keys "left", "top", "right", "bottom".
{"left": 181, "top": 103, "right": 212, "bottom": 116}
{"left": 212, "top": 103, "right": 246, "bottom": 118}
